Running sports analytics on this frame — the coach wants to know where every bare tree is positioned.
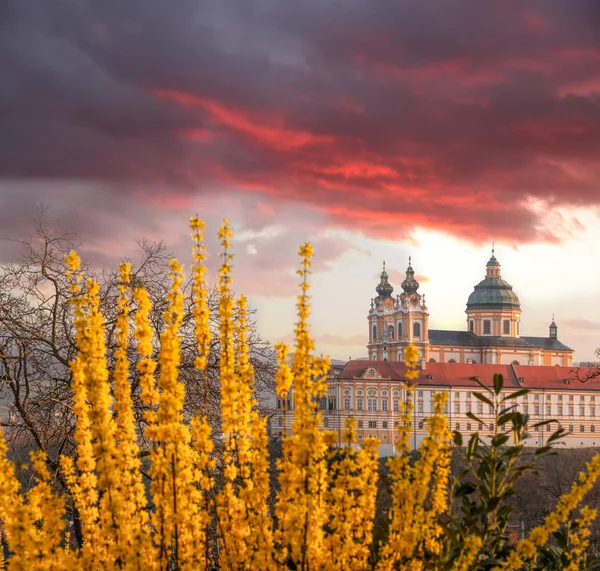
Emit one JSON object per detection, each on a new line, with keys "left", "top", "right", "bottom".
{"left": 0, "top": 218, "right": 277, "bottom": 482}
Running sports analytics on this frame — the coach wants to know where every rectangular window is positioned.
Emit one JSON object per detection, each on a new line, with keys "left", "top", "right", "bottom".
{"left": 323, "top": 417, "right": 329, "bottom": 428}
{"left": 278, "top": 416, "right": 283, "bottom": 427}
{"left": 418, "top": 421, "right": 424, "bottom": 429}
{"left": 478, "top": 423, "right": 483, "bottom": 431}
{"left": 534, "top": 405, "right": 540, "bottom": 415}
{"left": 418, "top": 403, "right": 423, "bottom": 413}
{"left": 534, "top": 394, "right": 540, "bottom": 401}
{"left": 581, "top": 395, "right": 585, "bottom": 402}
{"left": 393, "top": 400, "right": 399, "bottom": 412}
{"left": 592, "top": 425, "right": 596, "bottom": 433}
{"left": 546, "top": 394, "right": 551, "bottom": 400}
{"left": 466, "top": 422, "right": 471, "bottom": 431}
{"left": 382, "top": 421, "right": 388, "bottom": 429}
{"left": 569, "top": 406, "right": 574, "bottom": 416}
{"left": 469, "top": 320, "right": 474, "bottom": 332}
{"left": 483, "top": 320, "right": 491, "bottom": 335}
{"left": 357, "top": 399, "right": 363, "bottom": 411}
{"left": 580, "top": 407, "right": 585, "bottom": 416}
{"left": 454, "top": 403, "right": 460, "bottom": 414}
{"left": 466, "top": 404, "right": 471, "bottom": 413}
{"left": 418, "top": 391, "right": 423, "bottom": 397}
{"left": 344, "top": 398, "right": 350, "bottom": 411}
{"left": 368, "top": 399, "right": 376, "bottom": 412}
{"left": 466, "top": 392, "right": 471, "bottom": 398}
{"left": 592, "top": 407, "right": 596, "bottom": 417}
{"left": 569, "top": 395, "right": 574, "bottom": 401}
{"left": 477, "top": 403, "right": 483, "bottom": 414}
{"left": 358, "top": 420, "right": 363, "bottom": 428}
{"left": 558, "top": 395, "right": 563, "bottom": 401}
{"left": 455, "top": 423, "right": 460, "bottom": 431}
{"left": 558, "top": 406, "right": 563, "bottom": 416}
{"left": 524, "top": 405, "right": 529, "bottom": 414}
{"left": 503, "top": 320, "right": 510, "bottom": 335}
{"left": 368, "top": 420, "right": 377, "bottom": 429}
{"left": 546, "top": 406, "right": 551, "bottom": 416}
{"left": 592, "top": 396, "right": 596, "bottom": 402}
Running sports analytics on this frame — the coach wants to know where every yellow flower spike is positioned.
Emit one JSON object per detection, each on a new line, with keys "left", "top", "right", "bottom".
{"left": 190, "top": 216, "right": 212, "bottom": 417}
{"left": 65, "top": 250, "right": 81, "bottom": 271}
{"left": 275, "top": 241, "right": 331, "bottom": 570}
{"left": 112, "top": 262, "right": 155, "bottom": 569}
{"left": 215, "top": 222, "right": 274, "bottom": 570}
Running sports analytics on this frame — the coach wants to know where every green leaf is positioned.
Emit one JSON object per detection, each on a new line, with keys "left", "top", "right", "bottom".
{"left": 455, "top": 482, "right": 476, "bottom": 497}
{"left": 473, "top": 392, "right": 494, "bottom": 407}
{"left": 453, "top": 431, "right": 463, "bottom": 447}
{"left": 469, "top": 376, "right": 490, "bottom": 392}
{"left": 497, "top": 413, "right": 515, "bottom": 427}
{"left": 532, "top": 419, "right": 555, "bottom": 428}
{"left": 493, "top": 373, "right": 504, "bottom": 395}
{"left": 466, "top": 412, "right": 484, "bottom": 424}
{"left": 503, "top": 389, "right": 529, "bottom": 401}
{"left": 466, "top": 433, "right": 479, "bottom": 459}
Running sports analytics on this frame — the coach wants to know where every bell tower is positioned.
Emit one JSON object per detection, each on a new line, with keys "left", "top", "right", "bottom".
{"left": 367, "top": 259, "right": 429, "bottom": 362}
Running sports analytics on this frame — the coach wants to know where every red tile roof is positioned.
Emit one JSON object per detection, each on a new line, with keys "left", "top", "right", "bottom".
{"left": 338, "top": 360, "right": 600, "bottom": 391}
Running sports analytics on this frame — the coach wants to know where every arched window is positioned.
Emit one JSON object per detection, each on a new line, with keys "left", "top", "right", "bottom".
{"left": 429, "top": 358, "right": 436, "bottom": 363}
{"left": 357, "top": 398, "right": 363, "bottom": 411}
{"left": 413, "top": 322, "right": 421, "bottom": 338}
{"left": 398, "top": 322, "right": 403, "bottom": 339}
{"left": 512, "top": 360, "right": 520, "bottom": 365}
{"left": 382, "top": 399, "right": 388, "bottom": 412}
{"left": 344, "top": 398, "right": 350, "bottom": 410}
{"left": 448, "top": 359, "right": 456, "bottom": 363}
{"left": 323, "top": 417, "right": 329, "bottom": 428}
{"left": 387, "top": 325, "right": 394, "bottom": 340}
{"left": 372, "top": 325, "right": 377, "bottom": 341}
{"left": 393, "top": 399, "right": 399, "bottom": 412}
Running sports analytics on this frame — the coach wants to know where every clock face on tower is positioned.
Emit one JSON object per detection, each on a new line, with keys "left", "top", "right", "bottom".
{"left": 384, "top": 298, "right": 393, "bottom": 309}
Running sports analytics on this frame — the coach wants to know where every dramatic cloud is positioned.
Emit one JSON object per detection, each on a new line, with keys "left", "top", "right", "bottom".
{"left": 2, "top": 0, "right": 600, "bottom": 246}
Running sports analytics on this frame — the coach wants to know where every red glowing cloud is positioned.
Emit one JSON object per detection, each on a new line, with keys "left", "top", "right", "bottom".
{"left": 2, "top": 0, "right": 600, "bottom": 247}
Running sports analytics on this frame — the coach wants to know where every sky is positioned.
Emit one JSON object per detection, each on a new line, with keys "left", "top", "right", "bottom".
{"left": 1, "top": 0, "right": 600, "bottom": 361}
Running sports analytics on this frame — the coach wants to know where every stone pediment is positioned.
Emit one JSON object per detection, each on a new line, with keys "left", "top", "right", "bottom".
{"left": 362, "top": 366, "right": 383, "bottom": 379}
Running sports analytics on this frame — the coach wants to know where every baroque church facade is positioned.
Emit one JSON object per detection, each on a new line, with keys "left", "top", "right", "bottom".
{"left": 273, "top": 249, "right": 600, "bottom": 453}
{"left": 367, "top": 251, "right": 573, "bottom": 367}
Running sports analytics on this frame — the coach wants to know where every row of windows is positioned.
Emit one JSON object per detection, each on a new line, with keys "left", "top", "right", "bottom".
{"left": 469, "top": 319, "right": 514, "bottom": 335}
{"left": 372, "top": 322, "right": 422, "bottom": 341}
{"left": 452, "top": 403, "right": 597, "bottom": 416}
{"left": 343, "top": 389, "right": 401, "bottom": 397}
{"left": 342, "top": 390, "right": 595, "bottom": 403}
{"left": 344, "top": 398, "right": 400, "bottom": 412}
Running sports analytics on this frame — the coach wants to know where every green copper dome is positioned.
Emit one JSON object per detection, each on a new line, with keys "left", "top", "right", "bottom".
{"left": 466, "top": 278, "right": 521, "bottom": 310}
{"left": 467, "top": 250, "right": 520, "bottom": 310}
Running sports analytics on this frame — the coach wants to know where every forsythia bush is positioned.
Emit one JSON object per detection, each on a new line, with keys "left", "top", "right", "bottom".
{"left": 0, "top": 219, "right": 598, "bottom": 570}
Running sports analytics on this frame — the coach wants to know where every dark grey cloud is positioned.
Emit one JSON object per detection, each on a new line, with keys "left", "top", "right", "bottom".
{"left": 1, "top": 0, "right": 600, "bottom": 245}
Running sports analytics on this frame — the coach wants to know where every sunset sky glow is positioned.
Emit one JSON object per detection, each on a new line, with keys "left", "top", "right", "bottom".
{"left": 1, "top": 1, "right": 600, "bottom": 360}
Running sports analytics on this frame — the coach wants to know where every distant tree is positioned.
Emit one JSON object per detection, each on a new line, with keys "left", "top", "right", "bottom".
{"left": 0, "top": 217, "right": 276, "bottom": 482}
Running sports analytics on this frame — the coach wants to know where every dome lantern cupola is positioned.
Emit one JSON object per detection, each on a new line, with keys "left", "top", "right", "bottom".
{"left": 486, "top": 244, "right": 501, "bottom": 279}
{"left": 549, "top": 315, "right": 558, "bottom": 339}
{"left": 401, "top": 256, "right": 420, "bottom": 295}
{"left": 375, "top": 261, "right": 394, "bottom": 299}
{"left": 467, "top": 249, "right": 520, "bottom": 311}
